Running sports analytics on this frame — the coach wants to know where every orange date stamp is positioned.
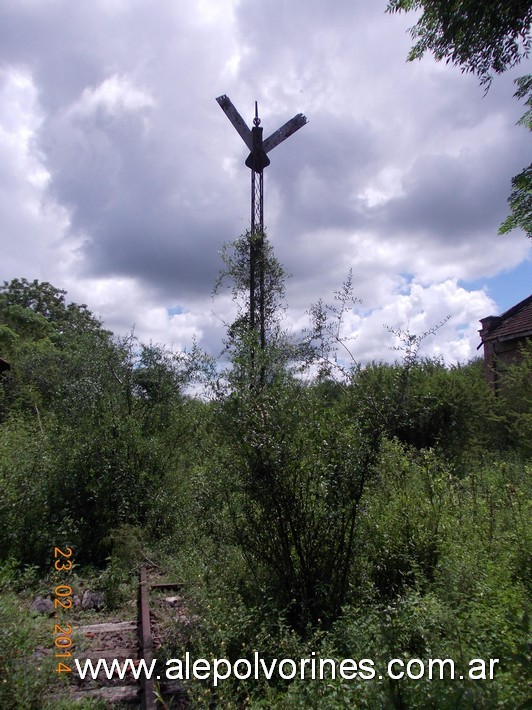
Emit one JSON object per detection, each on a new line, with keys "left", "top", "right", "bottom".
{"left": 52, "top": 547, "right": 74, "bottom": 673}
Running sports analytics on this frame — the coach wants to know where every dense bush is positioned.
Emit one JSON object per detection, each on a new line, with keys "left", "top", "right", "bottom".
{"left": 215, "top": 377, "right": 381, "bottom": 629}
{"left": 174, "top": 446, "right": 530, "bottom": 708}
{"left": 0, "top": 279, "right": 199, "bottom": 565}
{"left": 349, "top": 357, "right": 501, "bottom": 456}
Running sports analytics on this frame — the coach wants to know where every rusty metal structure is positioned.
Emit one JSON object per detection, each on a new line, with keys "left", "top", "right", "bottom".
{"left": 138, "top": 566, "right": 184, "bottom": 709}
{"left": 138, "top": 566, "right": 157, "bottom": 709}
{"left": 216, "top": 95, "right": 307, "bottom": 366}
{"left": 55, "top": 567, "right": 185, "bottom": 707}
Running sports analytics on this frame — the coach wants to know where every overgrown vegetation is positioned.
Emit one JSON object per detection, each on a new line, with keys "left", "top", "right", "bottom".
{"left": 0, "top": 260, "right": 530, "bottom": 708}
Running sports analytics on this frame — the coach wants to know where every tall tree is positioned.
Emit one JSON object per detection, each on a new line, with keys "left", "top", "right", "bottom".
{"left": 0, "top": 278, "right": 106, "bottom": 343}
{"left": 386, "top": 0, "right": 532, "bottom": 87}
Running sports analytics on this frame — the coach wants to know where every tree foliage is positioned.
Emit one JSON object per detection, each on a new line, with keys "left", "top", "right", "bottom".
{"left": 0, "top": 277, "right": 106, "bottom": 341}
{"left": 499, "top": 74, "right": 532, "bottom": 238}
{"left": 215, "top": 230, "right": 294, "bottom": 390}
{"left": 219, "top": 377, "right": 380, "bottom": 629}
{"left": 386, "top": 0, "right": 532, "bottom": 86}
{"left": 0, "top": 278, "right": 201, "bottom": 563}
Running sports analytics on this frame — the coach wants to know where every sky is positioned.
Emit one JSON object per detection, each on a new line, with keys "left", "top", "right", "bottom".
{"left": 1, "top": 0, "right": 531, "bottom": 366}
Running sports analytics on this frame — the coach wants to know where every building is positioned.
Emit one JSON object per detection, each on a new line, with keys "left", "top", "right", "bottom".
{"left": 0, "top": 357, "right": 10, "bottom": 373}
{"left": 478, "top": 294, "right": 532, "bottom": 391}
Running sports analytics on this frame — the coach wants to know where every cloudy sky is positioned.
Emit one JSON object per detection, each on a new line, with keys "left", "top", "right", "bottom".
{"left": 1, "top": 0, "right": 530, "bottom": 365}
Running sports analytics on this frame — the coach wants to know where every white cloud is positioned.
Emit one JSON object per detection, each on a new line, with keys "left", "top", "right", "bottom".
{"left": 0, "top": 67, "right": 75, "bottom": 282}
{"left": 339, "top": 279, "right": 495, "bottom": 365}
{"left": 66, "top": 75, "right": 155, "bottom": 118}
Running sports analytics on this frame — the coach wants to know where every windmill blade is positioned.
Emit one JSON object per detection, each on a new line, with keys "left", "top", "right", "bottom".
{"left": 216, "top": 95, "right": 253, "bottom": 150}
{"left": 263, "top": 113, "right": 308, "bottom": 154}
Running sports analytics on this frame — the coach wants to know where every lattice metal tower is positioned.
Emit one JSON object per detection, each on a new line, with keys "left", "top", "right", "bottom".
{"left": 216, "top": 95, "right": 307, "bottom": 367}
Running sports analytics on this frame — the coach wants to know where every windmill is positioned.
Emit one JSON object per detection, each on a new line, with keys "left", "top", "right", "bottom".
{"left": 216, "top": 95, "right": 307, "bottom": 365}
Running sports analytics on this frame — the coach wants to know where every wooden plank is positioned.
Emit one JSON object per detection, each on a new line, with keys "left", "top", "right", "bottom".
{"left": 71, "top": 685, "right": 139, "bottom": 702}
{"left": 76, "top": 621, "right": 136, "bottom": 635}
{"left": 76, "top": 648, "right": 137, "bottom": 661}
{"left": 216, "top": 95, "right": 253, "bottom": 150}
{"left": 263, "top": 113, "right": 307, "bottom": 154}
{"left": 139, "top": 566, "right": 157, "bottom": 710}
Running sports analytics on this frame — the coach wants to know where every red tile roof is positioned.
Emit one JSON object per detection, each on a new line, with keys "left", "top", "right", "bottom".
{"left": 480, "top": 294, "right": 532, "bottom": 343}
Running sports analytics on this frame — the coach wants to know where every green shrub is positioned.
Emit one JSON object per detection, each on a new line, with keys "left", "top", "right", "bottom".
{"left": 0, "top": 593, "right": 57, "bottom": 709}
{"left": 351, "top": 358, "right": 499, "bottom": 456}
{"left": 218, "top": 379, "right": 380, "bottom": 629}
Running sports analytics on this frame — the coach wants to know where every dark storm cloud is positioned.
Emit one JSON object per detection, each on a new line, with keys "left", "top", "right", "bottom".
{"left": 265, "top": 111, "right": 379, "bottom": 234}
{"left": 0, "top": 0, "right": 243, "bottom": 303}
{"left": 379, "top": 134, "right": 530, "bottom": 245}
{"left": 233, "top": 0, "right": 380, "bottom": 83}
{"left": 1, "top": 2, "right": 110, "bottom": 111}
{"left": 39, "top": 96, "right": 232, "bottom": 298}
